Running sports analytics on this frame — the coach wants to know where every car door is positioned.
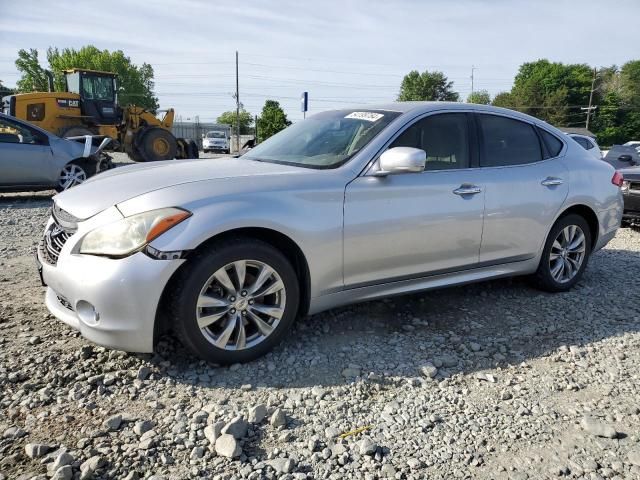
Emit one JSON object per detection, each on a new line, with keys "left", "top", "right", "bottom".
{"left": 343, "top": 112, "right": 485, "bottom": 287}
{"left": 474, "top": 113, "right": 569, "bottom": 264}
{"left": 0, "top": 116, "right": 52, "bottom": 186}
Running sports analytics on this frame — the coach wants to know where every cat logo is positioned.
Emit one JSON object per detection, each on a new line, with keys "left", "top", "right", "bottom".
{"left": 56, "top": 99, "right": 80, "bottom": 108}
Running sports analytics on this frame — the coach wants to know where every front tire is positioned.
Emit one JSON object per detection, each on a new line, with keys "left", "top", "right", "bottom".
{"left": 56, "top": 160, "right": 95, "bottom": 192}
{"left": 170, "top": 238, "right": 300, "bottom": 364}
{"left": 533, "top": 214, "right": 592, "bottom": 292}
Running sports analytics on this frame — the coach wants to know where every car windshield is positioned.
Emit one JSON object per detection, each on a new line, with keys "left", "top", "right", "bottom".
{"left": 242, "top": 109, "right": 401, "bottom": 168}
{"left": 207, "top": 132, "right": 225, "bottom": 139}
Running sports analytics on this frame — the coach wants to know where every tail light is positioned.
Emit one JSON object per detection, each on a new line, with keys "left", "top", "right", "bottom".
{"left": 612, "top": 171, "right": 624, "bottom": 187}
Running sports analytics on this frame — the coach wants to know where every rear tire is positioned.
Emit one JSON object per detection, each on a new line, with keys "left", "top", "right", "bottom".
{"left": 532, "top": 214, "right": 592, "bottom": 292}
{"left": 169, "top": 238, "right": 300, "bottom": 364}
{"left": 139, "top": 128, "right": 177, "bottom": 162}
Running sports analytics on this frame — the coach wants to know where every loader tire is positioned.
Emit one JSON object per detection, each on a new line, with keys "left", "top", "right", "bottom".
{"left": 59, "top": 126, "right": 94, "bottom": 138}
{"left": 139, "top": 128, "right": 177, "bottom": 162}
{"left": 188, "top": 139, "right": 199, "bottom": 159}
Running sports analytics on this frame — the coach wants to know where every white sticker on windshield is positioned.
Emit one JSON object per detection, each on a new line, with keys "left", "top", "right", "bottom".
{"left": 344, "top": 111, "right": 384, "bottom": 122}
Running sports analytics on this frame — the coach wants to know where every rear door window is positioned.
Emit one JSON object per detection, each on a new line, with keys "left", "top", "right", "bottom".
{"left": 478, "top": 114, "right": 542, "bottom": 167}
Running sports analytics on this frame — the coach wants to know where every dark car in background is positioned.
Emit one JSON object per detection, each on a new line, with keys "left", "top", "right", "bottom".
{"left": 604, "top": 145, "right": 640, "bottom": 225}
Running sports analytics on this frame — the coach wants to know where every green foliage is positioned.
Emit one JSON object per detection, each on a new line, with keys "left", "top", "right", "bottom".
{"left": 591, "top": 61, "right": 640, "bottom": 145}
{"left": 509, "top": 59, "right": 592, "bottom": 126}
{"left": 257, "top": 100, "right": 290, "bottom": 141}
{"left": 15, "top": 46, "right": 159, "bottom": 111}
{"left": 0, "top": 79, "right": 14, "bottom": 96}
{"left": 467, "top": 90, "right": 491, "bottom": 105}
{"left": 15, "top": 48, "right": 50, "bottom": 92}
{"left": 491, "top": 91, "right": 515, "bottom": 108}
{"left": 397, "top": 70, "right": 459, "bottom": 102}
{"left": 217, "top": 109, "right": 254, "bottom": 135}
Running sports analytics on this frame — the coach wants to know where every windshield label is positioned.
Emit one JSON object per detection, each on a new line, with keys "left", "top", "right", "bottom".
{"left": 345, "top": 112, "right": 384, "bottom": 122}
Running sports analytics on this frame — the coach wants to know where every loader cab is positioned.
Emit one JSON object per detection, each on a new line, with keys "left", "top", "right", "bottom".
{"left": 64, "top": 69, "right": 120, "bottom": 125}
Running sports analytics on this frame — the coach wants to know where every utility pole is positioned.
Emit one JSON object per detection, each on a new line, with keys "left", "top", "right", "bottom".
{"left": 470, "top": 65, "right": 476, "bottom": 100}
{"left": 235, "top": 50, "right": 240, "bottom": 154}
{"left": 584, "top": 67, "right": 597, "bottom": 131}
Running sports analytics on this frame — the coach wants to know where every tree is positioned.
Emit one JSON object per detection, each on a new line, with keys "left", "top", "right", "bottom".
{"left": 15, "top": 46, "right": 159, "bottom": 111}
{"left": 217, "top": 108, "right": 253, "bottom": 135}
{"left": 257, "top": 100, "right": 290, "bottom": 141}
{"left": 491, "top": 91, "right": 515, "bottom": 108}
{"left": 15, "top": 48, "right": 49, "bottom": 92}
{"left": 466, "top": 90, "right": 491, "bottom": 105}
{"left": 397, "top": 70, "right": 459, "bottom": 102}
{"left": 0, "top": 79, "right": 13, "bottom": 96}
{"left": 506, "top": 59, "right": 592, "bottom": 126}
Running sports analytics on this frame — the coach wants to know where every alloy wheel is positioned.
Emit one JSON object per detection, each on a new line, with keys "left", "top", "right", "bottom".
{"left": 196, "top": 260, "right": 286, "bottom": 350}
{"left": 58, "top": 164, "right": 87, "bottom": 190}
{"left": 549, "top": 225, "right": 586, "bottom": 283}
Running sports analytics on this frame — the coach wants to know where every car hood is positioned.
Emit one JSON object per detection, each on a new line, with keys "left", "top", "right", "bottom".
{"left": 54, "top": 158, "right": 306, "bottom": 220}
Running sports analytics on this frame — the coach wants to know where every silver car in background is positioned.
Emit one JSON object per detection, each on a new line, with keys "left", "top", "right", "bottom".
{"left": 0, "top": 113, "right": 111, "bottom": 192}
{"left": 38, "top": 103, "right": 623, "bottom": 364}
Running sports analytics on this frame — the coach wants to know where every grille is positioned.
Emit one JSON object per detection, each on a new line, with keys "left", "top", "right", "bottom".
{"left": 40, "top": 222, "right": 72, "bottom": 266}
{"left": 629, "top": 182, "right": 640, "bottom": 192}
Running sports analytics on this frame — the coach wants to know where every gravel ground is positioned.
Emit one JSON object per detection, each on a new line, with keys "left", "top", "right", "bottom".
{"left": 1, "top": 159, "right": 640, "bottom": 479}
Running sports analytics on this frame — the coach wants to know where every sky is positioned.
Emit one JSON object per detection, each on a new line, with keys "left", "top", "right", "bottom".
{"left": 1, "top": 0, "right": 639, "bottom": 123}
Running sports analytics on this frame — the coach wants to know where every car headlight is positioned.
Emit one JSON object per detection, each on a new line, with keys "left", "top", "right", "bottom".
{"left": 621, "top": 180, "right": 630, "bottom": 192}
{"left": 78, "top": 207, "right": 191, "bottom": 257}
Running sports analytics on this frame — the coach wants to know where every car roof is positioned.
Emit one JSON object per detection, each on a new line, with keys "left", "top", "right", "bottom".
{"left": 335, "top": 101, "right": 553, "bottom": 127}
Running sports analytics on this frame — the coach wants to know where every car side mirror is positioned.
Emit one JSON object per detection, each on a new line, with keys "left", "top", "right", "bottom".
{"left": 618, "top": 154, "right": 633, "bottom": 162}
{"left": 375, "top": 147, "right": 426, "bottom": 176}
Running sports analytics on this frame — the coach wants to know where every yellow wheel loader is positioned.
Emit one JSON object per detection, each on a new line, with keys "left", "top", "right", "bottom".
{"left": 1, "top": 68, "right": 198, "bottom": 162}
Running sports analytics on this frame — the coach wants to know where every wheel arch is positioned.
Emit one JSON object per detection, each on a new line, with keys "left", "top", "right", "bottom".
{"left": 555, "top": 204, "right": 599, "bottom": 251}
{"left": 154, "top": 226, "right": 312, "bottom": 345}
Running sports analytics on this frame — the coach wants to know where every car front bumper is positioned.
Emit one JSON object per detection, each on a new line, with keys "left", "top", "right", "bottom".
{"left": 40, "top": 247, "right": 183, "bottom": 353}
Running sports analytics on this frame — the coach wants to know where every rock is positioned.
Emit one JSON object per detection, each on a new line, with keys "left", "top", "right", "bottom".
{"left": 266, "top": 457, "right": 296, "bottom": 474}
{"left": 133, "top": 420, "right": 154, "bottom": 436}
{"left": 204, "top": 422, "right": 225, "bottom": 445}
{"left": 215, "top": 433, "right": 241, "bottom": 458}
{"left": 28, "top": 335, "right": 41, "bottom": 345}
{"left": 51, "top": 466, "right": 73, "bottom": 480}
{"left": 628, "top": 448, "right": 640, "bottom": 467}
{"left": 190, "top": 446, "right": 204, "bottom": 460}
{"left": 248, "top": 404, "right": 268, "bottom": 423}
{"left": 3, "top": 426, "right": 27, "bottom": 439}
{"left": 191, "top": 410, "right": 208, "bottom": 424}
{"left": 103, "top": 414, "right": 122, "bottom": 431}
{"left": 500, "top": 391, "right": 513, "bottom": 401}
{"left": 270, "top": 408, "right": 287, "bottom": 428}
{"left": 420, "top": 362, "right": 438, "bottom": 378}
{"left": 380, "top": 463, "right": 396, "bottom": 478}
{"left": 25, "top": 443, "right": 50, "bottom": 458}
{"left": 437, "top": 355, "right": 458, "bottom": 368}
{"left": 325, "top": 426, "right": 341, "bottom": 439}
{"left": 342, "top": 367, "right": 361, "bottom": 378}
{"left": 80, "top": 455, "right": 105, "bottom": 479}
{"left": 580, "top": 416, "right": 618, "bottom": 438}
{"left": 51, "top": 451, "right": 74, "bottom": 472}
{"left": 221, "top": 416, "right": 248, "bottom": 439}
{"left": 136, "top": 366, "right": 151, "bottom": 380}
{"left": 358, "top": 437, "right": 378, "bottom": 456}
{"left": 122, "top": 473, "right": 139, "bottom": 480}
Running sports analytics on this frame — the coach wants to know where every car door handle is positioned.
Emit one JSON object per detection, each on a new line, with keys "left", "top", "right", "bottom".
{"left": 453, "top": 184, "right": 482, "bottom": 195}
{"left": 541, "top": 177, "right": 563, "bottom": 187}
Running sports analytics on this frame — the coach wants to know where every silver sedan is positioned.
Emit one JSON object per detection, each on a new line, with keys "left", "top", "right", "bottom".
{"left": 38, "top": 103, "right": 623, "bottom": 363}
{"left": 0, "top": 113, "right": 110, "bottom": 192}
